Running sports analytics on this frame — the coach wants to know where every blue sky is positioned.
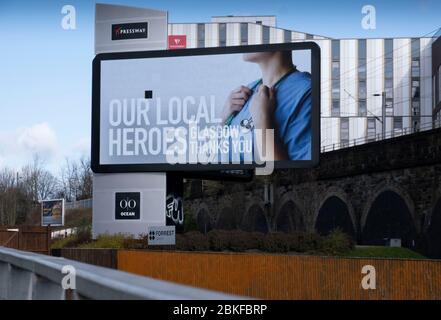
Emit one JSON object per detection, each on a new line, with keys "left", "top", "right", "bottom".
{"left": 0, "top": 0, "right": 440, "bottom": 172}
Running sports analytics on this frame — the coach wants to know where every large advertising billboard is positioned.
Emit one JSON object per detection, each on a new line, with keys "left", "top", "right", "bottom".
{"left": 92, "top": 43, "right": 320, "bottom": 173}
{"left": 41, "top": 199, "right": 65, "bottom": 227}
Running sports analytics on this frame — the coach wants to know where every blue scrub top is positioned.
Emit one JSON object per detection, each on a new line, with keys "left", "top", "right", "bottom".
{"left": 228, "top": 71, "right": 312, "bottom": 161}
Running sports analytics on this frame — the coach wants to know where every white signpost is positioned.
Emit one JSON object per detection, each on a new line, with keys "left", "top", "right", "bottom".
{"left": 147, "top": 226, "right": 176, "bottom": 245}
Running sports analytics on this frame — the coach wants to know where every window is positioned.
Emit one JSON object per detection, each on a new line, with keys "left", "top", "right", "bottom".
{"left": 256, "top": 21, "right": 262, "bottom": 25}
{"left": 359, "top": 81, "right": 367, "bottom": 99}
{"left": 332, "top": 80, "right": 340, "bottom": 99}
{"left": 240, "top": 23, "right": 248, "bottom": 45}
{"left": 219, "top": 23, "right": 226, "bottom": 46}
{"left": 393, "top": 117, "right": 403, "bottom": 130}
{"left": 385, "top": 39, "right": 393, "bottom": 59}
{"left": 411, "top": 38, "right": 420, "bottom": 59}
{"left": 331, "top": 40, "right": 340, "bottom": 117}
{"left": 385, "top": 78, "right": 393, "bottom": 99}
{"left": 438, "top": 66, "right": 441, "bottom": 104}
{"left": 332, "top": 61, "right": 340, "bottom": 79}
{"left": 305, "top": 33, "right": 313, "bottom": 40}
{"left": 411, "top": 38, "right": 421, "bottom": 129}
{"left": 358, "top": 39, "right": 367, "bottom": 117}
{"left": 385, "top": 62, "right": 393, "bottom": 78}
{"left": 412, "top": 101, "right": 420, "bottom": 116}
{"left": 284, "top": 30, "right": 291, "bottom": 43}
{"left": 358, "top": 39, "right": 367, "bottom": 59}
{"left": 262, "top": 26, "right": 270, "bottom": 44}
{"left": 367, "top": 118, "right": 376, "bottom": 140}
{"left": 358, "top": 64, "right": 367, "bottom": 79}
{"left": 340, "top": 118, "right": 349, "bottom": 145}
{"left": 332, "top": 100, "right": 340, "bottom": 117}
{"left": 384, "top": 39, "right": 394, "bottom": 116}
{"left": 358, "top": 100, "right": 367, "bottom": 117}
{"left": 197, "top": 24, "right": 205, "bottom": 48}
{"left": 332, "top": 40, "right": 340, "bottom": 60}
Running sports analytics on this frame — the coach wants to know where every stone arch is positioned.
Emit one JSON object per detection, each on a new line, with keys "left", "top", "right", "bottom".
{"left": 361, "top": 186, "right": 417, "bottom": 248}
{"left": 216, "top": 205, "right": 237, "bottom": 230}
{"left": 313, "top": 188, "right": 357, "bottom": 238}
{"left": 242, "top": 199, "right": 269, "bottom": 233}
{"left": 314, "top": 195, "right": 356, "bottom": 238}
{"left": 361, "top": 183, "right": 418, "bottom": 232}
{"left": 196, "top": 203, "right": 212, "bottom": 234}
{"left": 275, "top": 193, "right": 305, "bottom": 232}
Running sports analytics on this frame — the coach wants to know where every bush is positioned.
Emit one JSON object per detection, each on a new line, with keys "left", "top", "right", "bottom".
{"left": 51, "top": 226, "right": 92, "bottom": 249}
{"left": 319, "top": 229, "right": 354, "bottom": 255}
{"left": 80, "top": 233, "right": 131, "bottom": 249}
{"left": 51, "top": 227, "right": 354, "bottom": 256}
{"left": 177, "top": 231, "right": 210, "bottom": 251}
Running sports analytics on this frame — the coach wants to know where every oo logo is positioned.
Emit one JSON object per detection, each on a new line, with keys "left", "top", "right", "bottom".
{"left": 120, "top": 198, "right": 137, "bottom": 209}
{"left": 115, "top": 192, "right": 140, "bottom": 220}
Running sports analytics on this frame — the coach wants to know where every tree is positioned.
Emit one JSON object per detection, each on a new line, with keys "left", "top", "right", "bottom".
{"left": 20, "top": 155, "right": 58, "bottom": 201}
{"left": 59, "top": 156, "right": 92, "bottom": 201}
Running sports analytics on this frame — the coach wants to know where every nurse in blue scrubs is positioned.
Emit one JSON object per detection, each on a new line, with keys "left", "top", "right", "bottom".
{"left": 222, "top": 50, "right": 312, "bottom": 161}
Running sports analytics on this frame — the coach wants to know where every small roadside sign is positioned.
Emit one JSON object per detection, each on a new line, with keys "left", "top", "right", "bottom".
{"left": 147, "top": 225, "right": 176, "bottom": 245}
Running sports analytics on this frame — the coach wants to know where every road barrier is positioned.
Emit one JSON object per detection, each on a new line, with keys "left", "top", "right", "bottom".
{"left": 0, "top": 247, "right": 246, "bottom": 300}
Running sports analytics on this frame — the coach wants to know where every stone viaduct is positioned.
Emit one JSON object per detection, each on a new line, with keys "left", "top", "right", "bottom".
{"left": 184, "top": 128, "right": 441, "bottom": 258}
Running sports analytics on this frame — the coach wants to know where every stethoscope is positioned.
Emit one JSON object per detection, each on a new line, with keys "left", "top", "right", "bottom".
{"left": 225, "top": 67, "right": 298, "bottom": 131}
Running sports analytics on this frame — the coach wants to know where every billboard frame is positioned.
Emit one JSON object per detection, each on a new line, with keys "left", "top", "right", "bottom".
{"left": 91, "top": 42, "right": 320, "bottom": 173}
{"left": 41, "top": 198, "right": 65, "bottom": 227}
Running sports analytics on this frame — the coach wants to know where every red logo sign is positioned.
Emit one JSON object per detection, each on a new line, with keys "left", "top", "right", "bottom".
{"left": 168, "top": 35, "right": 187, "bottom": 49}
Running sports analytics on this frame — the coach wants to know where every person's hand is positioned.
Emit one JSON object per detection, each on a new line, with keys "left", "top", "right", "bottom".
{"left": 249, "top": 85, "right": 276, "bottom": 130}
{"left": 222, "top": 86, "right": 252, "bottom": 123}
{"left": 249, "top": 85, "right": 288, "bottom": 161}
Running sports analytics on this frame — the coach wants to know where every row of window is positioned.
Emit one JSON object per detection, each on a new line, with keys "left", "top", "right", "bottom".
{"left": 197, "top": 23, "right": 274, "bottom": 47}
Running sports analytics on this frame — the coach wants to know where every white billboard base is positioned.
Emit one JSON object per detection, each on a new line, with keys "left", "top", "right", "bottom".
{"left": 92, "top": 173, "right": 166, "bottom": 238}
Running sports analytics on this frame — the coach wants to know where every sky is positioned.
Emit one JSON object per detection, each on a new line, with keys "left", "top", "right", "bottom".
{"left": 0, "top": 0, "right": 440, "bottom": 173}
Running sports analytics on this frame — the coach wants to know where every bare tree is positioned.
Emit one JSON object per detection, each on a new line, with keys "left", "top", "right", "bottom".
{"left": 59, "top": 158, "right": 80, "bottom": 202}
{"left": 59, "top": 156, "right": 93, "bottom": 201}
{"left": 77, "top": 157, "right": 93, "bottom": 200}
{"left": 0, "top": 168, "right": 18, "bottom": 225}
{"left": 20, "top": 155, "right": 58, "bottom": 201}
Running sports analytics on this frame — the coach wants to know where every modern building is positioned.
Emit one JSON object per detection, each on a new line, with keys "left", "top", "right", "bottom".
{"left": 433, "top": 33, "right": 441, "bottom": 123}
{"left": 168, "top": 16, "right": 440, "bottom": 151}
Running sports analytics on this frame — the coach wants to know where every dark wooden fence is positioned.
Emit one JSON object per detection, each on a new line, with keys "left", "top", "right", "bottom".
{"left": 52, "top": 248, "right": 118, "bottom": 269}
{"left": 0, "top": 226, "right": 51, "bottom": 255}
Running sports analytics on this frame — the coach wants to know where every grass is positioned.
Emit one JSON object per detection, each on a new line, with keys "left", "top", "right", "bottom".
{"left": 78, "top": 233, "right": 129, "bottom": 249}
{"left": 343, "top": 246, "right": 427, "bottom": 259}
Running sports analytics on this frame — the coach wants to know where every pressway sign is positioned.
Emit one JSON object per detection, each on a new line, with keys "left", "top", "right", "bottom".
{"left": 147, "top": 225, "right": 176, "bottom": 245}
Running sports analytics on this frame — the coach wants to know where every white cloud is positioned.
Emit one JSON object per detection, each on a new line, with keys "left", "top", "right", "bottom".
{"left": 72, "top": 137, "right": 91, "bottom": 157}
{"left": 17, "top": 122, "right": 58, "bottom": 155}
{"left": 0, "top": 122, "right": 58, "bottom": 169}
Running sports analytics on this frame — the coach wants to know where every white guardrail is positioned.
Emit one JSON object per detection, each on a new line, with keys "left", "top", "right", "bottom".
{"left": 0, "top": 247, "right": 246, "bottom": 300}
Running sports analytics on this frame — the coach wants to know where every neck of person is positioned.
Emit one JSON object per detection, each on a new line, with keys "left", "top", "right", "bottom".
{"left": 259, "top": 60, "right": 296, "bottom": 88}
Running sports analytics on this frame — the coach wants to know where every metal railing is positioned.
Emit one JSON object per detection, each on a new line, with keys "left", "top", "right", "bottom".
{"left": 0, "top": 247, "right": 246, "bottom": 300}
{"left": 321, "top": 120, "right": 441, "bottom": 153}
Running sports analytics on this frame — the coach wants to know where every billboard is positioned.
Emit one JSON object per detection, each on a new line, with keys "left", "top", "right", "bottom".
{"left": 41, "top": 199, "right": 65, "bottom": 226}
{"left": 92, "top": 43, "right": 320, "bottom": 173}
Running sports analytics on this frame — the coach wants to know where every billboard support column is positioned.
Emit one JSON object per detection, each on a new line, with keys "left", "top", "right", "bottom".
{"left": 92, "top": 4, "right": 168, "bottom": 238}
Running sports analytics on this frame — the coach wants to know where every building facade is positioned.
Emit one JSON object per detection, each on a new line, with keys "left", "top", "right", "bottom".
{"left": 168, "top": 16, "right": 440, "bottom": 150}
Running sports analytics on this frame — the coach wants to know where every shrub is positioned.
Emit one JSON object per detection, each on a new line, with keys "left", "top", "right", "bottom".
{"left": 319, "top": 229, "right": 354, "bottom": 255}
{"left": 179, "top": 231, "right": 210, "bottom": 251}
{"left": 261, "top": 233, "right": 291, "bottom": 253}
{"left": 79, "top": 233, "right": 130, "bottom": 249}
